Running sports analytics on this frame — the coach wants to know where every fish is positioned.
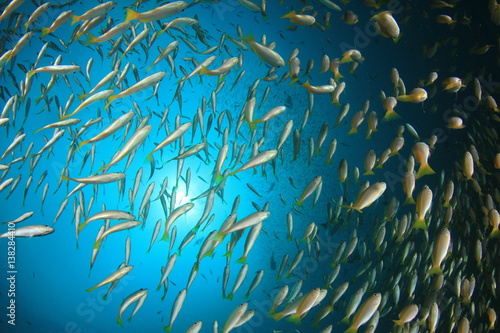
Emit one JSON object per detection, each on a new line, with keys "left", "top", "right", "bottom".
{"left": 116, "top": 288, "right": 148, "bottom": 327}
{"left": 0, "top": 225, "right": 54, "bottom": 238}
{"left": 125, "top": 2, "right": 188, "bottom": 22}
{"left": 241, "top": 34, "right": 285, "bottom": 67}
{"left": 86, "top": 264, "right": 133, "bottom": 292}
{"left": 163, "top": 289, "right": 187, "bottom": 331}
{"left": 341, "top": 182, "right": 387, "bottom": 213}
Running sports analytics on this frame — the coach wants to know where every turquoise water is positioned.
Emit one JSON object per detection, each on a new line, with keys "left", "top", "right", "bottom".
{"left": 1, "top": 0, "right": 499, "bottom": 332}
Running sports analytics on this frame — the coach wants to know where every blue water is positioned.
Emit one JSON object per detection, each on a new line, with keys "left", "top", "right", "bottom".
{"left": 1, "top": 0, "right": 499, "bottom": 332}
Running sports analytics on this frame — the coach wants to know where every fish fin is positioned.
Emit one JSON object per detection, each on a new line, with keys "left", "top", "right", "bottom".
{"left": 415, "top": 164, "right": 436, "bottom": 179}
{"left": 339, "top": 205, "right": 362, "bottom": 213}
{"left": 286, "top": 314, "right": 301, "bottom": 325}
{"left": 125, "top": 8, "right": 139, "bottom": 21}
{"left": 382, "top": 110, "right": 401, "bottom": 122}
{"left": 84, "top": 33, "right": 97, "bottom": 46}
{"left": 404, "top": 197, "right": 415, "bottom": 205}
{"left": 235, "top": 256, "right": 247, "bottom": 264}
{"left": 78, "top": 140, "right": 90, "bottom": 150}
{"left": 199, "top": 66, "right": 209, "bottom": 75}
{"left": 116, "top": 317, "right": 123, "bottom": 327}
{"left": 163, "top": 325, "right": 172, "bottom": 332}
{"left": 393, "top": 32, "right": 403, "bottom": 44}
{"left": 85, "top": 286, "right": 97, "bottom": 292}
{"left": 344, "top": 327, "right": 357, "bottom": 333}
{"left": 241, "top": 33, "right": 255, "bottom": 44}
{"left": 426, "top": 266, "right": 442, "bottom": 275}
{"left": 363, "top": 170, "right": 375, "bottom": 176}
{"left": 347, "top": 128, "right": 357, "bottom": 135}
{"left": 489, "top": 229, "right": 500, "bottom": 238}
{"left": 41, "top": 27, "right": 50, "bottom": 38}
{"left": 340, "top": 316, "right": 350, "bottom": 325}
{"left": 71, "top": 15, "right": 80, "bottom": 25}
{"left": 411, "top": 219, "right": 427, "bottom": 230}
{"left": 280, "top": 10, "right": 296, "bottom": 19}
{"left": 396, "top": 95, "right": 411, "bottom": 102}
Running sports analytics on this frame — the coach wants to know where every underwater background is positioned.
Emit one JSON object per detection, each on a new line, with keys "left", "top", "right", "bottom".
{"left": 1, "top": 0, "right": 500, "bottom": 332}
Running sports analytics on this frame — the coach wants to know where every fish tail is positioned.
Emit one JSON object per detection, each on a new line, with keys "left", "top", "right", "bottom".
{"left": 215, "top": 173, "right": 225, "bottom": 185}
{"left": 293, "top": 200, "right": 303, "bottom": 207}
{"left": 241, "top": 33, "right": 255, "bottom": 44}
{"left": 199, "top": 66, "right": 209, "bottom": 76}
{"left": 116, "top": 317, "right": 123, "bottom": 327}
{"left": 249, "top": 122, "right": 257, "bottom": 131}
{"left": 334, "top": 72, "right": 344, "bottom": 80}
{"left": 404, "top": 196, "right": 415, "bottom": 205}
{"left": 84, "top": 33, "right": 97, "bottom": 46}
{"left": 489, "top": 229, "right": 500, "bottom": 239}
{"left": 412, "top": 218, "right": 427, "bottom": 230}
{"left": 393, "top": 33, "right": 403, "bottom": 44}
{"left": 222, "top": 251, "right": 232, "bottom": 258}
{"left": 392, "top": 319, "right": 404, "bottom": 327}
{"left": 286, "top": 314, "right": 301, "bottom": 325}
{"left": 106, "top": 94, "right": 117, "bottom": 106}
{"left": 426, "top": 266, "right": 442, "bottom": 275}
{"left": 93, "top": 238, "right": 102, "bottom": 250}
{"left": 280, "top": 10, "right": 296, "bottom": 19}
{"left": 235, "top": 256, "right": 247, "bottom": 264}
{"left": 78, "top": 140, "right": 90, "bottom": 150}
{"left": 382, "top": 109, "right": 401, "bottom": 122}
{"left": 125, "top": 8, "right": 139, "bottom": 21}
{"left": 203, "top": 248, "right": 214, "bottom": 258}
{"left": 340, "top": 316, "right": 350, "bottom": 325}
{"left": 160, "top": 232, "right": 169, "bottom": 242}
{"left": 363, "top": 170, "right": 375, "bottom": 176}
{"left": 415, "top": 163, "right": 436, "bottom": 179}
{"left": 71, "top": 15, "right": 80, "bottom": 25}
{"left": 85, "top": 286, "right": 97, "bottom": 292}
{"left": 163, "top": 325, "right": 172, "bottom": 332}
{"left": 339, "top": 205, "right": 362, "bottom": 213}
{"left": 145, "top": 153, "right": 153, "bottom": 164}
{"left": 41, "top": 27, "right": 50, "bottom": 38}
{"left": 339, "top": 56, "right": 349, "bottom": 64}
{"left": 396, "top": 95, "right": 411, "bottom": 102}
{"left": 347, "top": 128, "right": 357, "bottom": 135}
{"left": 95, "top": 166, "right": 107, "bottom": 174}
{"left": 227, "top": 293, "right": 234, "bottom": 301}
{"left": 60, "top": 175, "right": 71, "bottom": 181}
{"left": 271, "top": 312, "right": 284, "bottom": 321}
{"left": 344, "top": 326, "right": 358, "bottom": 333}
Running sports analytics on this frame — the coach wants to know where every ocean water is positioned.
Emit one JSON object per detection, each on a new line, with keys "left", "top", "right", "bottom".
{"left": 1, "top": 0, "right": 500, "bottom": 332}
